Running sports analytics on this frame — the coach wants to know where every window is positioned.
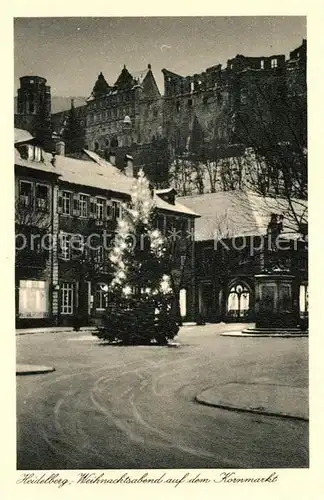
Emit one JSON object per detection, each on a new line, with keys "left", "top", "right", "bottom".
{"left": 34, "top": 146, "right": 41, "bottom": 161}
{"left": 156, "top": 214, "right": 165, "bottom": 233}
{"left": 95, "top": 142, "right": 99, "bottom": 151}
{"left": 260, "top": 60, "right": 265, "bottom": 69}
{"left": 96, "top": 198, "right": 105, "bottom": 220}
{"left": 79, "top": 194, "right": 89, "bottom": 217}
{"left": 94, "top": 283, "right": 108, "bottom": 310}
{"left": 18, "top": 280, "right": 49, "bottom": 318}
{"left": 35, "top": 184, "right": 49, "bottom": 211}
{"left": 19, "top": 181, "right": 33, "bottom": 207}
{"left": 188, "top": 99, "right": 193, "bottom": 108}
{"left": 299, "top": 284, "right": 309, "bottom": 317}
{"left": 227, "top": 283, "right": 250, "bottom": 318}
{"left": 62, "top": 191, "right": 71, "bottom": 215}
{"left": 112, "top": 200, "right": 121, "bottom": 220}
{"left": 93, "top": 245, "right": 104, "bottom": 264}
{"left": 179, "top": 289, "right": 187, "bottom": 318}
{"left": 176, "top": 101, "right": 180, "bottom": 112}
{"left": 60, "top": 233, "right": 71, "bottom": 260}
{"left": 61, "top": 283, "right": 74, "bottom": 315}
{"left": 271, "top": 58, "right": 278, "bottom": 68}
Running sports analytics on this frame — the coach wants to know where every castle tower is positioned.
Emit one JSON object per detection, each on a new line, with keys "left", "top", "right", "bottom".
{"left": 15, "top": 76, "right": 52, "bottom": 148}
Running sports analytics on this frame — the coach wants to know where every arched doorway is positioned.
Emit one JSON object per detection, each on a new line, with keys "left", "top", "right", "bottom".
{"left": 227, "top": 281, "right": 251, "bottom": 320}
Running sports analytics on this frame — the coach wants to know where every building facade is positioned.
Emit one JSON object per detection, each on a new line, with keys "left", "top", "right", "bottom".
{"left": 15, "top": 130, "right": 198, "bottom": 328}
{"left": 15, "top": 129, "right": 60, "bottom": 327}
{"left": 14, "top": 40, "right": 306, "bottom": 189}
{"left": 179, "top": 191, "right": 308, "bottom": 325}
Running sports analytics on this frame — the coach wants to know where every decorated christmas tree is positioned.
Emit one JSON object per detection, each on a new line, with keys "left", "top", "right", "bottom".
{"left": 94, "top": 169, "right": 179, "bottom": 345}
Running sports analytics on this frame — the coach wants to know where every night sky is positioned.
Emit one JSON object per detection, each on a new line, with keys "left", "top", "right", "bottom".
{"left": 14, "top": 17, "right": 306, "bottom": 97}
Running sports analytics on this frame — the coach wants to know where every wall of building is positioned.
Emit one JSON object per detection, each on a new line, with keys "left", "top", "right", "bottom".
{"left": 15, "top": 165, "right": 58, "bottom": 327}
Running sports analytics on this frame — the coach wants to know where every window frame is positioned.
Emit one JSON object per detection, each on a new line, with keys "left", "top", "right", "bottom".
{"left": 61, "top": 282, "right": 74, "bottom": 315}
{"left": 111, "top": 199, "right": 122, "bottom": 221}
{"left": 60, "top": 233, "right": 71, "bottom": 261}
{"left": 271, "top": 58, "right": 278, "bottom": 69}
{"left": 79, "top": 193, "right": 89, "bottom": 218}
{"left": 62, "top": 190, "right": 72, "bottom": 216}
{"left": 96, "top": 197, "right": 106, "bottom": 220}
{"left": 94, "top": 282, "right": 108, "bottom": 311}
{"left": 19, "top": 180, "right": 33, "bottom": 208}
{"left": 35, "top": 183, "right": 49, "bottom": 211}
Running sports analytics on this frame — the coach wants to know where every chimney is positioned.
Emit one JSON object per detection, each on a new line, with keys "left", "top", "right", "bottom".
{"left": 124, "top": 154, "right": 134, "bottom": 177}
{"left": 109, "top": 151, "right": 116, "bottom": 166}
{"left": 51, "top": 152, "right": 56, "bottom": 167}
{"left": 56, "top": 140, "right": 65, "bottom": 156}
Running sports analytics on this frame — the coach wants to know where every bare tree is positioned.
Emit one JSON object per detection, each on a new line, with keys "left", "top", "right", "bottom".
{"left": 234, "top": 73, "right": 307, "bottom": 234}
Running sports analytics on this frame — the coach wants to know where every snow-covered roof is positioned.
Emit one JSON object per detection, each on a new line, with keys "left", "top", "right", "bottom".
{"left": 179, "top": 191, "right": 307, "bottom": 241}
{"left": 14, "top": 128, "right": 34, "bottom": 144}
{"left": 14, "top": 148, "right": 59, "bottom": 175}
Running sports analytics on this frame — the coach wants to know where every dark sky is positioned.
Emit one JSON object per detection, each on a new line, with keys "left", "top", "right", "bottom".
{"left": 14, "top": 16, "right": 306, "bottom": 97}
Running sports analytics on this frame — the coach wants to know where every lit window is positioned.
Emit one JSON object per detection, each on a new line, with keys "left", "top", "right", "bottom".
{"left": 299, "top": 284, "right": 309, "bottom": 316}
{"left": 271, "top": 58, "right": 278, "bottom": 68}
{"left": 19, "top": 181, "right": 33, "bottom": 207}
{"left": 34, "top": 147, "right": 41, "bottom": 161}
{"left": 227, "top": 283, "right": 250, "bottom": 318}
{"left": 62, "top": 191, "right": 71, "bottom": 215}
{"left": 35, "top": 184, "right": 49, "bottom": 211}
{"left": 61, "top": 283, "right": 74, "bottom": 315}
{"left": 79, "top": 194, "right": 88, "bottom": 217}
{"left": 94, "top": 283, "right": 108, "bottom": 310}
{"left": 60, "top": 233, "right": 71, "bottom": 260}
{"left": 260, "top": 60, "right": 264, "bottom": 69}
{"left": 18, "top": 280, "right": 49, "bottom": 318}
{"left": 96, "top": 198, "right": 105, "bottom": 220}
{"left": 179, "top": 289, "right": 187, "bottom": 318}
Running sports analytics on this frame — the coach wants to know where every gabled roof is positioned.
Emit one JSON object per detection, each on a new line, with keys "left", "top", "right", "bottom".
{"left": 179, "top": 191, "right": 307, "bottom": 241}
{"left": 131, "top": 68, "right": 150, "bottom": 85}
{"left": 14, "top": 128, "right": 34, "bottom": 145}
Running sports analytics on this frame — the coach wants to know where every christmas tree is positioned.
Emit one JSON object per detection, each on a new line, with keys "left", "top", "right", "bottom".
{"left": 94, "top": 169, "right": 179, "bottom": 345}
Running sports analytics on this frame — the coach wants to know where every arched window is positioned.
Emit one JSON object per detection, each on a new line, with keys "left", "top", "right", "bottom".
{"left": 94, "top": 142, "right": 99, "bottom": 151}
{"left": 227, "top": 282, "right": 250, "bottom": 319}
{"left": 94, "top": 283, "right": 108, "bottom": 311}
